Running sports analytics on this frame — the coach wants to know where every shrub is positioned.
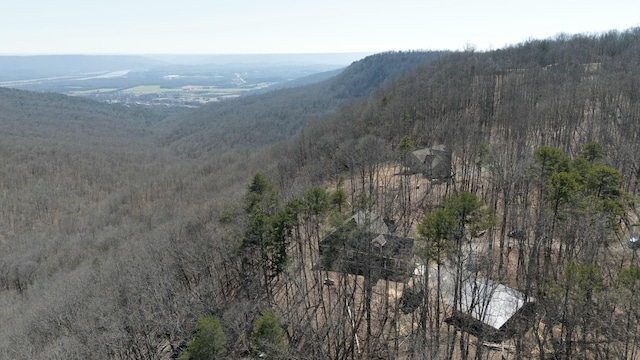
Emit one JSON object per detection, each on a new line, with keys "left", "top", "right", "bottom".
{"left": 179, "top": 315, "right": 227, "bottom": 360}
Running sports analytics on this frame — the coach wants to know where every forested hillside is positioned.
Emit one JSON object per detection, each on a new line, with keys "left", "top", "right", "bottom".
{"left": 257, "top": 29, "right": 640, "bottom": 359}
{"left": 158, "top": 51, "right": 446, "bottom": 156}
{"left": 1, "top": 30, "right": 640, "bottom": 359}
{"left": 0, "top": 51, "right": 445, "bottom": 359}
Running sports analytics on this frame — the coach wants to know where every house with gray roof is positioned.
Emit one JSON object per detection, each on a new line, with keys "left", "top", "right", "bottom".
{"left": 319, "top": 211, "right": 414, "bottom": 282}
{"left": 411, "top": 144, "right": 452, "bottom": 181}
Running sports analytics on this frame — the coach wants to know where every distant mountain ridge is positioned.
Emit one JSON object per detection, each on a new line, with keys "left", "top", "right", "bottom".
{"left": 0, "top": 53, "right": 368, "bottom": 82}
{"left": 144, "top": 52, "right": 372, "bottom": 66}
{"left": 0, "top": 55, "right": 167, "bottom": 80}
{"left": 158, "top": 51, "right": 447, "bottom": 155}
{"left": 0, "top": 53, "right": 371, "bottom": 105}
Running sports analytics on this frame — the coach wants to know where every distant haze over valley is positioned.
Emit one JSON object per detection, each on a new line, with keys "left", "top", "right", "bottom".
{"left": 0, "top": 53, "right": 371, "bottom": 107}
{"left": 143, "top": 53, "right": 373, "bottom": 66}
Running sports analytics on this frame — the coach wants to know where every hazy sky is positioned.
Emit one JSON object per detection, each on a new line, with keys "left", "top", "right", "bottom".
{"left": 2, "top": 0, "right": 639, "bottom": 55}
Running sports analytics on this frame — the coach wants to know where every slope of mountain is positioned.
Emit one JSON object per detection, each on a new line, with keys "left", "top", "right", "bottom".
{"left": 286, "top": 29, "right": 640, "bottom": 187}
{"left": 253, "top": 29, "right": 640, "bottom": 359}
{"left": 0, "top": 50, "right": 444, "bottom": 358}
{"left": 0, "top": 29, "right": 639, "bottom": 359}
{"left": 158, "top": 51, "right": 447, "bottom": 156}
{"left": 0, "top": 87, "right": 169, "bottom": 137}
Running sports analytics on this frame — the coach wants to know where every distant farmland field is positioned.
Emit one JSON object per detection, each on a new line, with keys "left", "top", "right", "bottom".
{"left": 0, "top": 55, "right": 349, "bottom": 107}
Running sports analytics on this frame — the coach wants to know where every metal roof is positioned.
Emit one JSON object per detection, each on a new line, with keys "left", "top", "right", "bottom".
{"left": 452, "top": 277, "right": 533, "bottom": 330}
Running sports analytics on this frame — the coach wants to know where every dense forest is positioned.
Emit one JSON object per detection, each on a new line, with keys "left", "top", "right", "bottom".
{"left": 0, "top": 29, "right": 640, "bottom": 359}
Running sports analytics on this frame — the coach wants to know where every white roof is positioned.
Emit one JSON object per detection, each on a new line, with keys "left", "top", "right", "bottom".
{"left": 452, "top": 277, "right": 533, "bottom": 330}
